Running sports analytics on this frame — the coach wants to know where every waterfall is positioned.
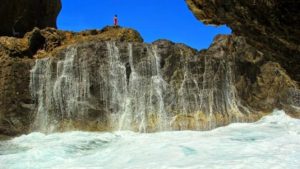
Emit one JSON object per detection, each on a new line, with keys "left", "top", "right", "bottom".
{"left": 30, "top": 47, "right": 92, "bottom": 132}
{"left": 30, "top": 41, "right": 247, "bottom": 133}
{"left": 106, "top": 43, "right": 169, "bottom": 132}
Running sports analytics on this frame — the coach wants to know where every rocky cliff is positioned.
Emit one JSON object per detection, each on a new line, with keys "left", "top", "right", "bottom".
{"left": 0, "top": 26, "right": 143, "bottom": 135}
{"left": 26, "top": 33, "right": 270, "bottom": 133}
{"left": 0, "top": 0, "right": 62, "bottom": 36}
{"left": 186, "top": 0, "right": 300, "bottom": 115}
{"left": 2, "top": 26, "right": 298, "bottom": 135}
{"left": 186, "top": 0, "right": 300, "bottom": 81}
{"left": 0, "top": 1, "right": 299, "bottom": 136}
{"left": 0, "top": 27, "right": 246, "bottom": 134}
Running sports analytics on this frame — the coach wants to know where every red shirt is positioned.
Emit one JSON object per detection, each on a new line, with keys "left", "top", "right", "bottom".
{"left": 114, "top": 17, "right": 118, "bottom": 26}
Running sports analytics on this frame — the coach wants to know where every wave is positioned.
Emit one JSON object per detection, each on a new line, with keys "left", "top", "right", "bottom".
{"left": 1, "top": 110, "right": 300, "bottom": 169}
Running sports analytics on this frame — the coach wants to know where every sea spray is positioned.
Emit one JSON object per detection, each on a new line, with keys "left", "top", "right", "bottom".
{"left": 1, "top": 111, "right": 299, "bottom": 169}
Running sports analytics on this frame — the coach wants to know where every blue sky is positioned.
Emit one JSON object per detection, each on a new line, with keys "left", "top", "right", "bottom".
{"left": 57, "top": 0, "right": 231, "bottom": 50}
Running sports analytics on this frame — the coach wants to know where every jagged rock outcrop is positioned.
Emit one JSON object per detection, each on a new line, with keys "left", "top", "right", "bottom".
{"left": 0, "top": 26, "right": 143, "bottom": 58}
{"left": 0, "top": 0, "right": 62, "bottom": 36}
{"left": 186, "top": 0, "right": 300, "bottom": 117}
{"left": 186, "top": 0, "right": 300, "bottom": 82}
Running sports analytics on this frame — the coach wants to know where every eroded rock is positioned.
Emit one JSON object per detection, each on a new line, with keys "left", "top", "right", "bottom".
{"left": 186, "top": 0, "right": 300, "bottom": 81}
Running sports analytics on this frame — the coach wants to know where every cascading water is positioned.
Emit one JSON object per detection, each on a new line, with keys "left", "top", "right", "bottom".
{"left": 30, "top": 41, "right": 250, "bottom": 133}
{"left": 105, "top": 42, "right": 169, "bottom": 132}
{"left": 30, "top": 47, "right": 92, "bottom": 132}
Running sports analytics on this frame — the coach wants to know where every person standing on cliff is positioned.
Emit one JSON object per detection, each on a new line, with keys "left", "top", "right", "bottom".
{"left": 114, "top": 15, "right": 118, "bottom": 27}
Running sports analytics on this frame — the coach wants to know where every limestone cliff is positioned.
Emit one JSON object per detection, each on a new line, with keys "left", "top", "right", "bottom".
{"left": 0, "top": 0, "right": 62, "bottom": 36}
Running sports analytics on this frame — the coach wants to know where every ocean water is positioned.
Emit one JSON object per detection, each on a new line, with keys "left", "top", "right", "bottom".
{"left": 0, "top": 110, "right": 300, "bottom": 169}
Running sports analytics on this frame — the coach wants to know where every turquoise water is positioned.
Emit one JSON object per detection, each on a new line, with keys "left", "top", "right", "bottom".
{"left": 1, "top": 110, "right": 300, "bottom": 169}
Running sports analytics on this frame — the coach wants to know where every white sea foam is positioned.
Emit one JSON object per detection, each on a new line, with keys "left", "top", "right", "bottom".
{"left": 1, "top": 110, "right": 300, "bottom": 169}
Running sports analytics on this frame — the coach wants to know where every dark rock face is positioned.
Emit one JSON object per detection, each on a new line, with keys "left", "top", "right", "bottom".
{"left": 0, "top": 0, "right": 62, "bottom": 36}
{"left": 186, "top": 0, "right": 300, "bottom": 81}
